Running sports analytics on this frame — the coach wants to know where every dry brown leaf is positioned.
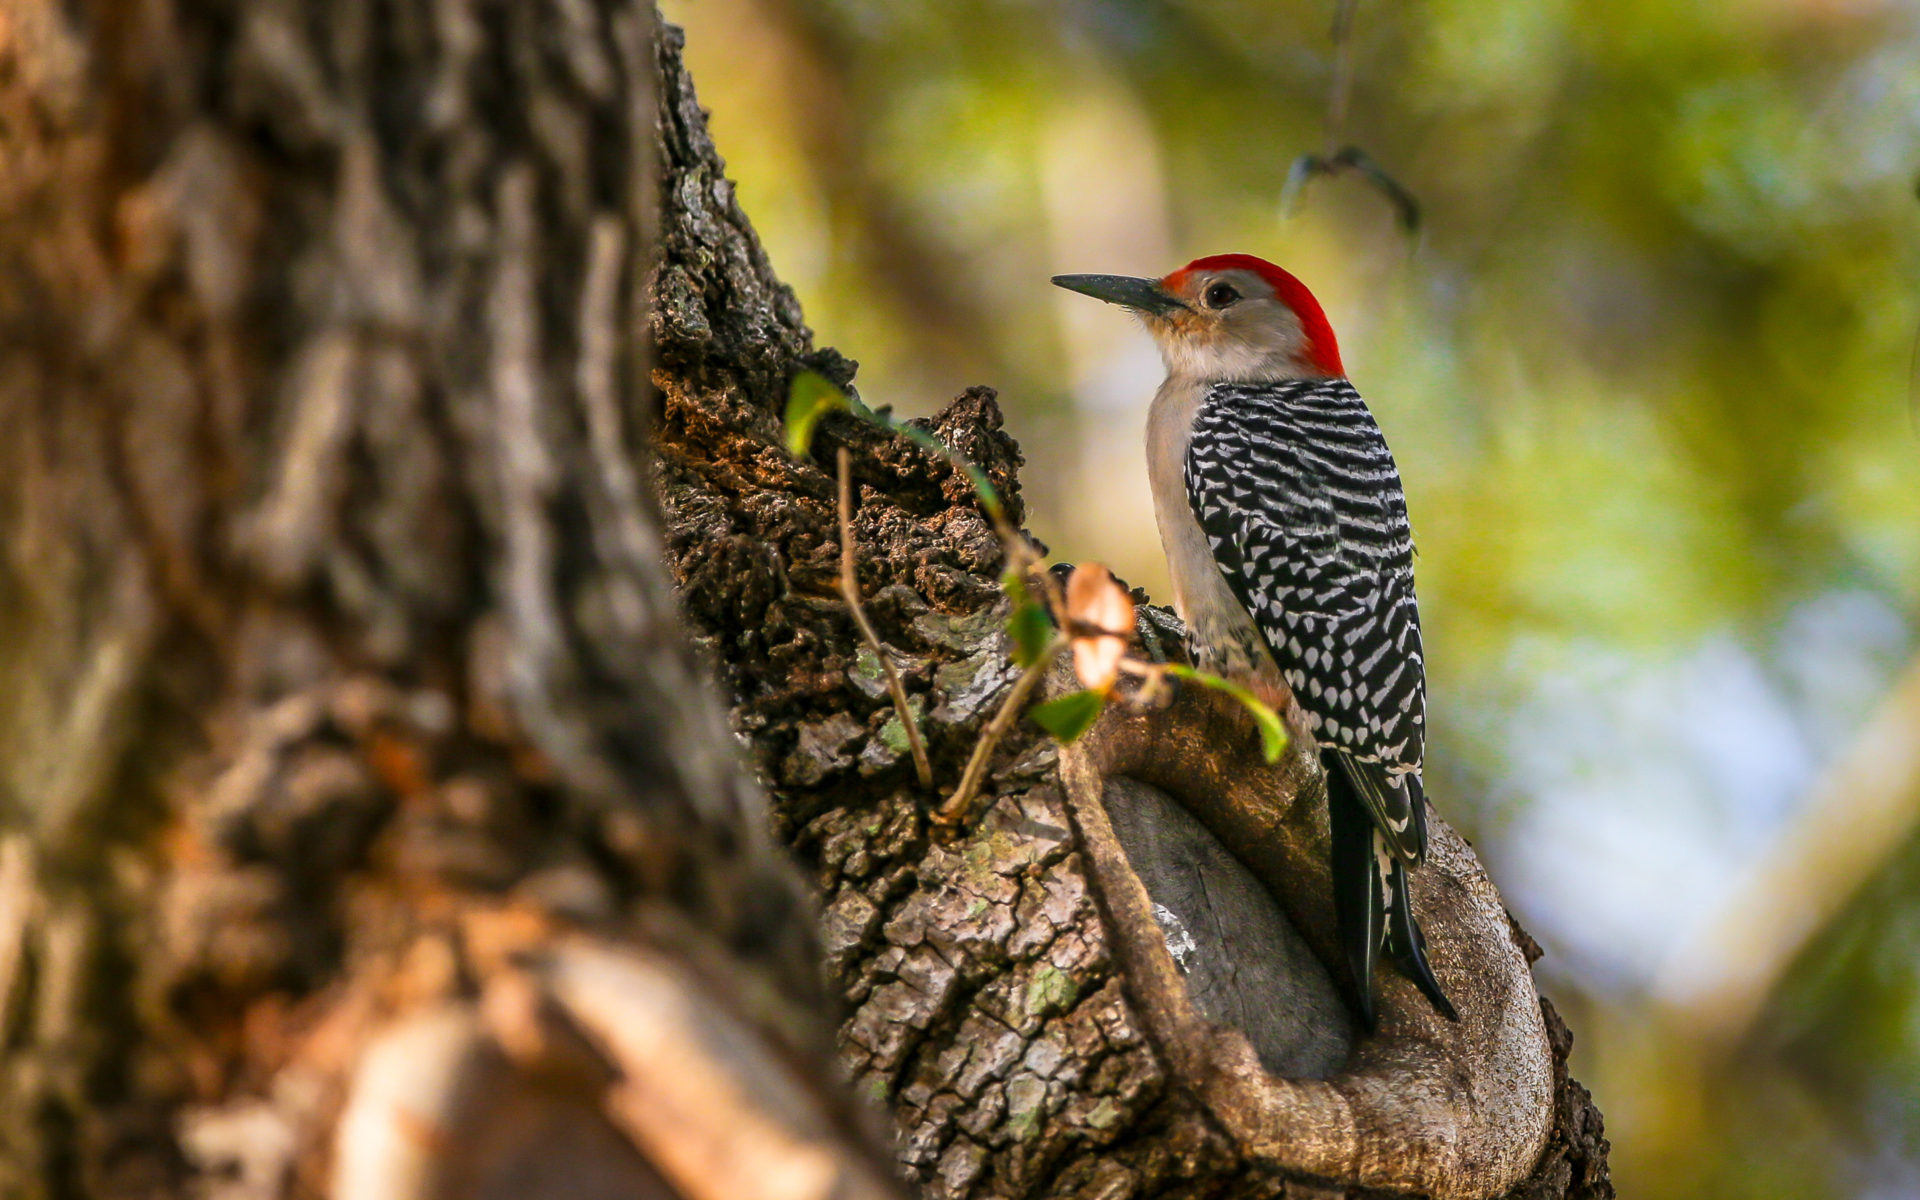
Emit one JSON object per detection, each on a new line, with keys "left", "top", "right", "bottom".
{"left": 1064, "top": 564, "right": 1134, "bottom": 693}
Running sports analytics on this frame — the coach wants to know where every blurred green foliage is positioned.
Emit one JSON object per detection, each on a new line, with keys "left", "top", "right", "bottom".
{"left": 667, "top": 1, "right": 1920, "bottom": 1195}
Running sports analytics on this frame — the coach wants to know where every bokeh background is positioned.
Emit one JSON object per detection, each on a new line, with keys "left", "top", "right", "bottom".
{"left": 662, "top": 1, "right": 1920, "bottom": 1194}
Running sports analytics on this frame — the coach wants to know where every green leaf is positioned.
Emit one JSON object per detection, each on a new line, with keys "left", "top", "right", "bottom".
{"left": 1245, "top": 699, "right": 1290, "bottom": 763}
{"left": 1165, "top": 665, "right": 1291, "bottom": 763}
{"left": 1028, "top": 689, "right": 1107, "bottom": 744}
{"left": 1007, "top": 599, "right": 1055, "bottom": 668}
{"left": 784, "top": 370, "right": 848, "bottom": 457}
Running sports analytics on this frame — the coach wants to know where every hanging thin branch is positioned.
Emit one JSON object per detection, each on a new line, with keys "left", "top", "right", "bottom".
{"left": 1281, "top": 0, "right": 1422, "bottom": 234}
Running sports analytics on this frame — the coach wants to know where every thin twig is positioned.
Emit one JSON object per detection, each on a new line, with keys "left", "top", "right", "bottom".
{"left": 838, "top": 448, "right": 933, "bottom": 789}
{"left": 935, "top": 640, "right": 1060, "bottom": 826}
{"left": 926, "top": 475, "right": 1064, "bottom": 825}
{"left": 1326, "top": 0, "right": 1359, "bottom": 157}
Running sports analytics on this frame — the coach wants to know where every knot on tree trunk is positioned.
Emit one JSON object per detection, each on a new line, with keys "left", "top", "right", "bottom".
{"left": 1062, "top": 670, "right": 1555, "bottom": 1197}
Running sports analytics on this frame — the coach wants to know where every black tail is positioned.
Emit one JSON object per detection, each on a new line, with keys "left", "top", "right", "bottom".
{"left": 1328, "top": 758, "right": 1386, "bottom": 1027}
{"left": 1385, "top": 853, "right": 1458, "bottom": 1021}
{"left": 1326, "top": 752, "right": 1457, "bottom": 1027}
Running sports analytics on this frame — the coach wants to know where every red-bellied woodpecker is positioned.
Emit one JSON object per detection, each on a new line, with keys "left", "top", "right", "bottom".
{"left": 1054, "top": 254, "right": 1454, "bottom": 1027}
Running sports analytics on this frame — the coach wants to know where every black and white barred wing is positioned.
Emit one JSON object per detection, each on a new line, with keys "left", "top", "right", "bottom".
{"left": 1184, "top": 379, "right": 1428, "bottom": 858}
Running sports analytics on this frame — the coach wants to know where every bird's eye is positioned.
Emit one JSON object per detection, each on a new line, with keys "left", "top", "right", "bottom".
{"left": 1204, "top": 282, "right": 1241, "bottom": 308}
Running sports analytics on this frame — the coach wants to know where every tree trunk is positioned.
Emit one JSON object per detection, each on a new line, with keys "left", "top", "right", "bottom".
{"left": 0, "top": 2, "right": 894, "bottom": 1198}
{"left": 0, "top": 2, "right": 1612, "bottom": 1198}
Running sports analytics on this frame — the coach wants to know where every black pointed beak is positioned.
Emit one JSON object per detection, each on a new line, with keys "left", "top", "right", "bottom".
{"left": 1051, "top": 273, "right": 1189, "bottom": 316}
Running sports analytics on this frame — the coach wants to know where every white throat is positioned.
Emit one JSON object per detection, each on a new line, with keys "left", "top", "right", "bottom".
{"left": 1156, "top": 337, "right": 1311, "bottom": 385}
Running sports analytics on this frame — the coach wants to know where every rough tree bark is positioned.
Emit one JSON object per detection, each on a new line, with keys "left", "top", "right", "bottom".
{"left": 0, "top": 2, "right": 895, "bottom": 1198}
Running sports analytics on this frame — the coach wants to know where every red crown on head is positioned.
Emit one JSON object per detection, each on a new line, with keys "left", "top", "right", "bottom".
{"left": 1163, "top": 254, "right": 1343, "bottom": 377}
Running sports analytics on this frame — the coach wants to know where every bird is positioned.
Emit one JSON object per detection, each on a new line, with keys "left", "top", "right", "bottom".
{"left": 1053, "top": 253, "right": 1455, "bottom": 1027}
